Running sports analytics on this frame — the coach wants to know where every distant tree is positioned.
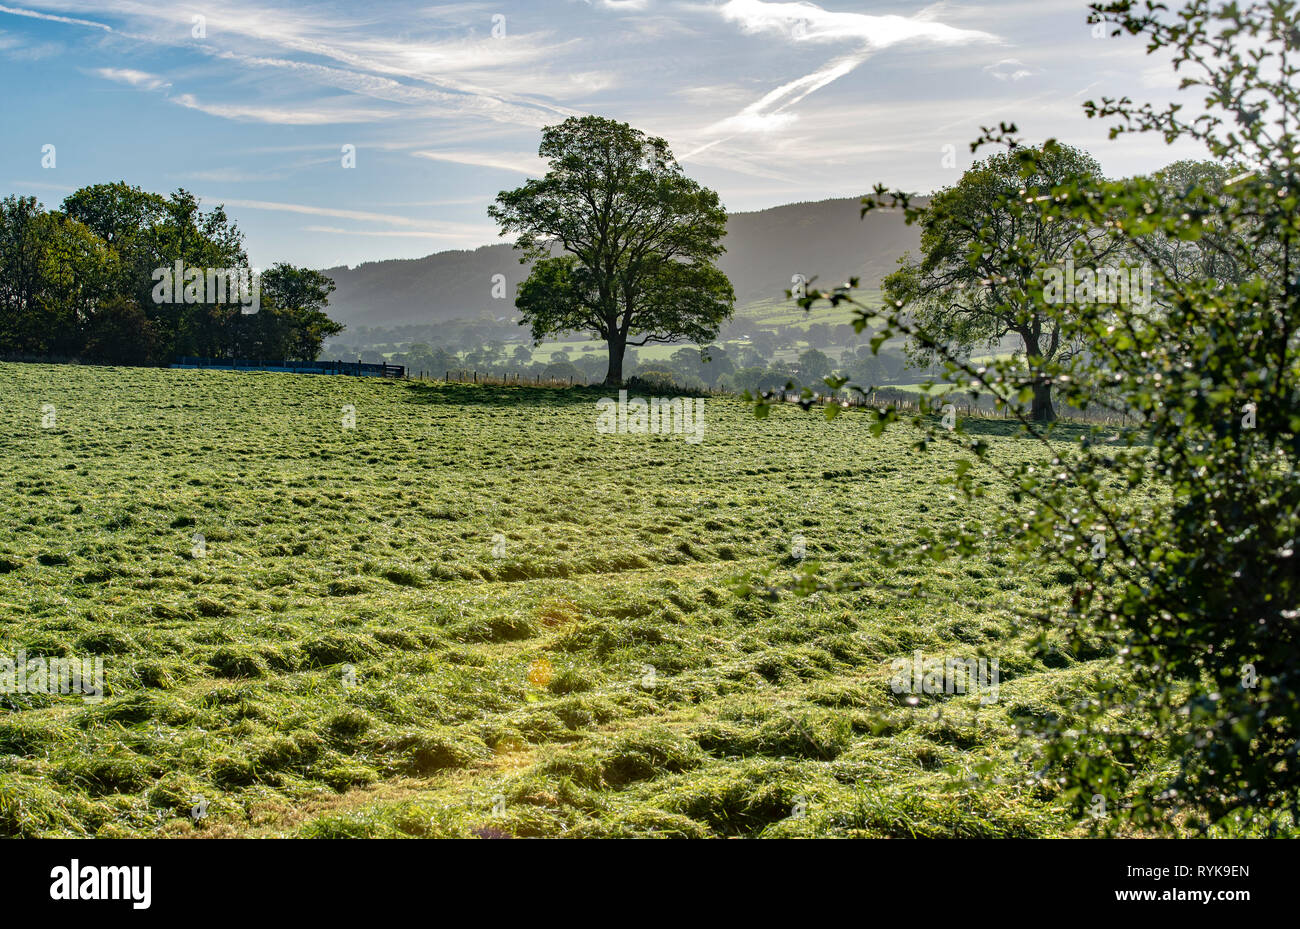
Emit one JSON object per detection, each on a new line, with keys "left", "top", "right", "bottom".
{"left": 259, "top": 263, "right": 342, "bottom": 360}
{"left": 736, "top": 345, "right": 767, "bottom": 369}
{"left": 846, "top": 350, "right": 888, "bottom": 388}
{"left": 490, "top": 115, "right": 734, "bottom": 386}
{"left": 796, "top": 347, "right": 835, "bottom": 384}
{"left": 1143, "top": 160, "right": 1255, "bottom": 287}
{"left": 82, "top": 295, "right": 154, "bottom": 364}
{"left": 883, "top": 143, "right": 1111, "bottom": 421}
{"left": 541, "top": 359, "right": 581, "bottom": 382}
{"left": 719, "top": 365, "right": 768, "bottom": 394}
{"left": 698, "top": 344, "right": 735, "bottom": 385}
{"left": 575, "top": 353, "right": 607, "bottom": 381}
{"left": 806, "top": 323, "right": 831, "bottom": 348}
{"left": 430, "top": 346, "right": 459, "bottom": 374}
{"left": 749, "top": 331, "right": 776, "bottom": 357}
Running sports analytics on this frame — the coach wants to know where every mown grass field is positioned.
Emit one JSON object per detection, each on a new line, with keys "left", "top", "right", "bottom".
{"left": 0, "top": 361, "right": 1153, "bottom": 838}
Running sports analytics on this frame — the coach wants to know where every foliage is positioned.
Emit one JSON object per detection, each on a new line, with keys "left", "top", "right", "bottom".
{"left": 0, "top": 183, "right": 343, "bottom": 364}
{"left": 490, "top": 116, "right": 734, "bottom": 386}
{"left": 785, "top": 0, "right": 1300, "bottom": 833}
{"left": 259, "top": 264, "right": 343, "bottom": 361}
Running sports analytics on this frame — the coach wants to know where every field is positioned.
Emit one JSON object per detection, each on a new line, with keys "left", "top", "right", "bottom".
{"left": 527, "top": 291, "right": 878, "bottom": 367}
{"left": 0, "top": 361, "right": 1145, "bottom": 838}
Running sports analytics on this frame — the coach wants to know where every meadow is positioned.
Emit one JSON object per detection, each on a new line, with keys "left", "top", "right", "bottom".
{"left": 0, "top": 361, "right": 1148, "bottom": 837}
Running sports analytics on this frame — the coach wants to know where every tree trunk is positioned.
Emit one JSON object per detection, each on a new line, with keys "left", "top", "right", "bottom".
{"left": 1031, "top": 381, "right": 1056, "bottom": 422}
{"left": 603, "top": 337, "right": 625, "bottom": 387}
{"left": 1019, "top": 328, "right": 1056, "bottom": 423}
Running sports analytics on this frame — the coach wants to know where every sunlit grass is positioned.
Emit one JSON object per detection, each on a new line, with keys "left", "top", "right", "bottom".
{"left": 0, "top": 361, "right": 1146, "bottom": 837}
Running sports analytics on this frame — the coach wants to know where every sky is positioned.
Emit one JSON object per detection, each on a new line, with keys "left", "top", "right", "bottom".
{"left": 1, "top": 0, "right": 1208, "bottom": 269}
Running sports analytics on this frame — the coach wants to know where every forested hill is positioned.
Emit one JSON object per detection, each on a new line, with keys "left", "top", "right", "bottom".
{"left": 320, "top": 195, "right": 921, "bottom": 327}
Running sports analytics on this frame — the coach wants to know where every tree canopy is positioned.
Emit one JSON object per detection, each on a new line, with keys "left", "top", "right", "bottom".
{"left": 0, "top": 183, "right": 342, "bottom": 364}
{"left": 490, "top": 115, "right": 734, "bottom": 386}
{"left": 883, "top": 143, "right": 1110, "bottom": 421}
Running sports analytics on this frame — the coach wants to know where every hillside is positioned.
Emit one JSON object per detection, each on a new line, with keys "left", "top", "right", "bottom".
{"left": 320, "top": 196, "right": 920, "bottom": 328}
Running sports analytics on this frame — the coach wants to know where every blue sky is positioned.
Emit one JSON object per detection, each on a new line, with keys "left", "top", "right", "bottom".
{"left": 2, "top": 0, "right": 1205, "bottom": 268}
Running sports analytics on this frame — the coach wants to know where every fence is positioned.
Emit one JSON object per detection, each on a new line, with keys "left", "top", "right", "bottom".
{"left": 791, "top": 386, "right": 1135, "bottom": 427}
{"left": 404, "top": 369, "right": 1131, "bottom": 426}
{"left": 171, "top": 357, "right": 405, "bottom": 378}
{"left": 409, "top": 369, "right": 595, "bottom": 389}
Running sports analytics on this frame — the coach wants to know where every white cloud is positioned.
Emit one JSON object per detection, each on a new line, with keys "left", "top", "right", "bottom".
{"left": 172, "top": 93, "right": 400, "bottom": 125}
{"left": 206, "top": 50, "right": 570, "bottom": 127}
{"left": 94, "top": 67, "right": 168, "bottom": 90}
{"left": 691, "top": 0, "right": 1000, "bottom": 153}
{"left": 984, "top": 58, "right": 1036, "bottom": 81}
{"left": 303, "top": 225, "right": 494, "bottom": 242}
{"left": 204, "top": 197, "right": 482, "bottom": 232}
{"left": 0, "top": 3, "right": 109, "bottom": 31}
{"left": 718, "top": 0, "right": 996, "bottom": 48}
{"left": 413, "top": 149, "right": 547, "bottom": 176}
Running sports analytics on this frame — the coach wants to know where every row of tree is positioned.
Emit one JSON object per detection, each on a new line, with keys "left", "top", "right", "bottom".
{"left": 0, "top": 183, "right": 342, "bottom": 365}
{"left": 487, "top": 115, "right": 1247, "bottom": 421}
{"left": 377, "top": 337, "right": 924, "bottom": 394}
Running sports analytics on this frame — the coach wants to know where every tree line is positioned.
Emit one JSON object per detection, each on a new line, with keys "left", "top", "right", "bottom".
{"left": 0, "top": 183, "right": 342, "bottom": 365}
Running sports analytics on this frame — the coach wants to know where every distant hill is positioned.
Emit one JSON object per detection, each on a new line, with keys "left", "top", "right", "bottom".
{"left": 319, "top": 195, "right": 920, "bottom": 328}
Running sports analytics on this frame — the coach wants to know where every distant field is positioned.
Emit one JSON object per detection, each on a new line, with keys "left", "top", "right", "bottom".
{"left": 0, "top": 362, "right": 1159, "bottom": 837}
{"left": 733, "top": 288, "right": 880, "bottom": 329}
{"left": 525, "top": 290, "right": 883, "bottom": 367}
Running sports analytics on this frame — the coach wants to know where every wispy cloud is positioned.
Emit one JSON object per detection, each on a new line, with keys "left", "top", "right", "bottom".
{"left": 0, "top": 3, "right": 109, "bottom": 31}
{"left": 691, "top": 0, "right": 999, "bottom": 152}
{"left": 201, "top": 196, "right": 487, "bottom": 233}
{"left": 984, "top": 58, "right": 1037, "bottom": 81}
{"left": 303, "top": 225, "right": 494, "bottom": 242}
{"left": 413, "top": 149, "right": 546, "bottom": 176}
{"left": 94, "top": 66, "right": 167, "bottom": 90}
{"left": 173, "top": 93, "right": 401, "bottom": 125}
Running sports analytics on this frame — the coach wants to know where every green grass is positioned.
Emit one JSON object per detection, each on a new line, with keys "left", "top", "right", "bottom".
{"left": 733, "top": 288, "right": 879, "bottom": 330}
{"left": 0, "top": 361, "right": 1155, "bottom": 837}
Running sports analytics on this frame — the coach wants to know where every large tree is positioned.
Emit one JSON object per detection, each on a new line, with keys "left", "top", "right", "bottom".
{"left": 490, "top": 116, "right": 734, "bottom": 387}
{"left": 883, "top": 143, "right": 1112, "bottom": 421}
{"left": 258, "top": 263, "right": 342, "bottom": 360}
{"left": 0, "top": 196, "right": 114, "bottom": 356}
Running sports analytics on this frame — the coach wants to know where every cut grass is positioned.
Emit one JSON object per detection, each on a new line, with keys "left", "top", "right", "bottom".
{"left": 0, "top": 361, "right": 1161, "bottom": 837}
